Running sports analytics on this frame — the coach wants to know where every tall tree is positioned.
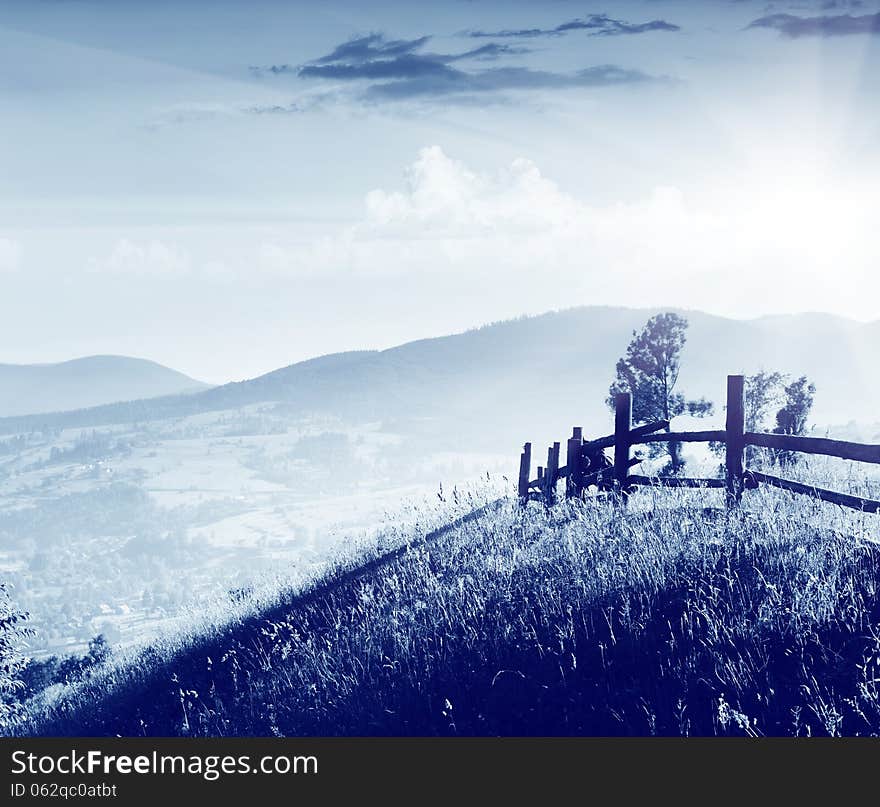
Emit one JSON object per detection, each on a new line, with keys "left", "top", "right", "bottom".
{"left": 744, "top": 370, "right": 786, "bottom": 464}
{"left": 773, "top": 376, "right": 816, "bottom": 436}
{"left": 608, "top": 312, "right": 712, "bottom": 473}
{"left": 773, "top": 375, "right": 816, "bottom": 466}
{"left": 745, "top": 371, "right": 786, "bottom": 433}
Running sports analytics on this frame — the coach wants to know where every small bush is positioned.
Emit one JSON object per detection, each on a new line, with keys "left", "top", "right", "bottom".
{"left": 0, "top": 583, "right": 32, "bottom": 732}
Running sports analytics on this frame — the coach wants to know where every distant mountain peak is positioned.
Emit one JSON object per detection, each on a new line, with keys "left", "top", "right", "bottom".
{"left": 0, "top": 355, "right": 209, "bottom": 418}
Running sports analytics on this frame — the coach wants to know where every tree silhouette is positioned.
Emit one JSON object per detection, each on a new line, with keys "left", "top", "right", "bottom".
{"left": 608, "top": 312, "right": 712, "bottom": 473}
{"left": 743, "top": 370, "right": 786, "bottom": 464}
{"left": 773, "top": 375, "right": 816, "bottom": 466}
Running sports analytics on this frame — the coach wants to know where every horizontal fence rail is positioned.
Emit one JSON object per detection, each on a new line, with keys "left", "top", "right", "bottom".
{"left": 518, "top": 374, "right": 880, "bottom": 516}
{"left": 574, "top": 421, "right": 669, "bottom": 453}
{"left": 745, "top": 432, "right": 880, "bottom": 465}
{"left": 632, "top": 430, "right": 726, "bottom": 445}
{"left": 746, "top": 471, "right": 880, "bottom": 514}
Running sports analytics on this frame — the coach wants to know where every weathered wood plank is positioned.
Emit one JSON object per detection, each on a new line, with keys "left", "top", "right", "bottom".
{"left": 747, "top": 470, "right": 880, "bottom": 514}
{"left": 582, "top": 433, "right": 615, "bottom": 451}
{"left": 545, "top": 442, "right": 560, "bottom": 505}
{"left": 566, "top": 427, "right": 582, "bottom": 499}
{"left": 630, "top": 420, "right": 669, "bottom": 439}
{"left": 517, "top": 442, "right": 531, "bottom": 499}
{"left": 614, "top": 393, "right": 632, "bottom": 496}
{"left": 726, "top": 375, "right": 745, "bottom": 507}
{"left": 745, "top": 432, "right": 880, "bottom": 465}
{"left": 583, "top": 420, "right": 668, "bottom": 452}
{"left": 632, "top": 430, "right": 726, "bottom": 444}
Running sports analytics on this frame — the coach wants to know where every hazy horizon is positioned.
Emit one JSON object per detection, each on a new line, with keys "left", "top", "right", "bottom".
{"left": 1, "top": 304, "right": 877, "bottom": 386}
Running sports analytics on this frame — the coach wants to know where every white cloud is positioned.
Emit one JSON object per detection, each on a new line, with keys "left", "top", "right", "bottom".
{"left": 89, "top": 239, "right": 191, "bottom": 275}
{"left": 266, "top": 147, "right": 721, "bottom": 296}
{"left": 281, "top": 146, "right": 874, "bottom": 319}
{"left": 0, "top": 238, "right": 22, "bottom": 272}
{"left": 363, "top": 146, "right": 580, "bottom": 236}
{"left": 77, "top": 147, "right": 877, "bottom": 323}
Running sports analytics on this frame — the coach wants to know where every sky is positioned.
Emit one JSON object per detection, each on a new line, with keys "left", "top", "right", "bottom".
{"left": 1, "top": 0, "right": 879, "bottom": 383}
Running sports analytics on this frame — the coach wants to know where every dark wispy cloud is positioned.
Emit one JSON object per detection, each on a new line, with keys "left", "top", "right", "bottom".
{"left": 252, "top": 35, "right": 529, "bottom": 78}
{"left": 299, "top": 41, "right": 529, "bottom": 81}
{"left": 467, "top": 14, "right": 680, "bottom": 39}
{"left": 249, "top": 64, "right": 295, "bottom": 76}
{"left": 312, "top": 33, "right": 431, "bottom": 65}
{"left": 363, "top": 65, "right": 656, "bottom": 101}
{"left": 819, "top": 1, "right": 864, "bottom": 9}
{"left": 276, "top": 33, "right": 660, "bottom": 102}
{"left": 747, "top": 11, "right": 880, "bottom": 37}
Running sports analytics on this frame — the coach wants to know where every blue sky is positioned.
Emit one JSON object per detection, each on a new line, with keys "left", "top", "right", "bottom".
{"left": 1, "top": 0, "right": 879, "bottom": 381}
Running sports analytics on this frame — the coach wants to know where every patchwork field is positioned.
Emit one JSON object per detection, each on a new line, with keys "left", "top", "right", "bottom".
{"left": 0, "top": 403, "right": 508, "bottom": 657}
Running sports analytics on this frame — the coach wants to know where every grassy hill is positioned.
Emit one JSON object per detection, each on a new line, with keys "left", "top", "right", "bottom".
{"left": 15, "top": 484, "right": 880, "bottom": 737}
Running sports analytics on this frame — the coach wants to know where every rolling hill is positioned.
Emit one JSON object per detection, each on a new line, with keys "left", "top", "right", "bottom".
{"left": 1, "top": 307, "right": 877, "bottom": 450}
{"left": 0, "top": 355, "right": 209, "bottom": 417}
{"left": 17, "top": 488, "right": 880, "bottom": 737}
{"left": 8, "top": 308, "right": 880, "bottom": 737}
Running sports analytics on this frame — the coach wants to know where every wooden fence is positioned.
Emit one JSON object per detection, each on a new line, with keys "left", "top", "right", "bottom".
{"left": 518, "top": 374, "right": 880, "bottom": 513}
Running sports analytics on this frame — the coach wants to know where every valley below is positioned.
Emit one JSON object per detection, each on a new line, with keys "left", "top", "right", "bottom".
{"left": 0, "top": 403, "right": 507, "bottom": 658}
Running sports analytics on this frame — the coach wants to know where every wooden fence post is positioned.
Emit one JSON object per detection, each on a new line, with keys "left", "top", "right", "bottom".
{"left": 566, "top": 427, "right": 582, "bottom": 499}
{"left": 726, "top": 374, "right": 745, "bottom": 507}
{"left": 614, "top": 392, "right": 632, "bottom": 499}
{"left": 545, "top": 442, "right": 560, "bottom": 505}
{"left": 518, "top": 442, "right": 532, "bottom": 503}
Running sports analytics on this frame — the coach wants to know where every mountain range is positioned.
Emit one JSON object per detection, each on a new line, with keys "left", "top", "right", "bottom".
{"left": 1, "top": 308, "right": 877, "bottom": 451}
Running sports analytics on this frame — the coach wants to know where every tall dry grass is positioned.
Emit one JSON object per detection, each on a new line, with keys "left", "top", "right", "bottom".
{"left": 13, "top": 478, "right": 880, "bottom": 736}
